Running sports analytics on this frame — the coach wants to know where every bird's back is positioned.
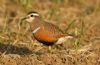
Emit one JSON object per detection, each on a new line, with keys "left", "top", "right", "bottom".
{"left": 43, "top": 21, "right": 66, "bottom": 38}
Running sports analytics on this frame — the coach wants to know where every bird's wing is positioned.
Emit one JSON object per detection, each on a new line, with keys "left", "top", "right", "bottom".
{"left": 42, "top": 21, "right": 66, "bottom": 38}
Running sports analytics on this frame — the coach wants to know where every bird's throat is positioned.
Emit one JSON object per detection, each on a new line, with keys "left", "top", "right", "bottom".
{"left": 29, "top": 17, "right": 43, "bottom": 32}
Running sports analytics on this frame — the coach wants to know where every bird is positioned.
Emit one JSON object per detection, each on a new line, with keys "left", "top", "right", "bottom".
{"left": 22, "top": 11, "right": 73, "bottom": 46}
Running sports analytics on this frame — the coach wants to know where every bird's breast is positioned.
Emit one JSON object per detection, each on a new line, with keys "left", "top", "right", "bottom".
{"left": 33, "top": 28, "right": 58, "bottom": 44}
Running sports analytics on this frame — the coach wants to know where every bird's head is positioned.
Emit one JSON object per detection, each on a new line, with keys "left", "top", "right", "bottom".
{"left": 22, "top": 11, "right": 40, "bottom": 23}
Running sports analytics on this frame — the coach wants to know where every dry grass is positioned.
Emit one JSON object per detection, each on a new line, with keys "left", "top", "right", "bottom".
{"left": 0, "top": 0, "right": 100, "bottom": 65}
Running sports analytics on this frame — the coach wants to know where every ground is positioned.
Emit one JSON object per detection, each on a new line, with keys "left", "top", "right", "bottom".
{"left": 0, "top": 0, "right": 100, "bottom": 65}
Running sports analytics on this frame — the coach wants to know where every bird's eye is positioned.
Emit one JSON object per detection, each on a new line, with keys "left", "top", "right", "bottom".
{"left": 30, "top": 15, "right": 34, "bottom": 17}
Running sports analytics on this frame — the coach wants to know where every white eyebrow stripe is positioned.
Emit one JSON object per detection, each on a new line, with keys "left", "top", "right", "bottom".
{"left": 32, "top": 13, "right": 39, "bottom": 16}
{"left": 32, "top": 27, "right": 41, "bottom": 33}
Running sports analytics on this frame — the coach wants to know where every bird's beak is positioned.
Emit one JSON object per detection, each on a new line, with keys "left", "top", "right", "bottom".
{"left": 20, "top": 17, "right": 27, "bottom": 25}
{"left": 21, "top": 17, "right": 27, "bottom": 21}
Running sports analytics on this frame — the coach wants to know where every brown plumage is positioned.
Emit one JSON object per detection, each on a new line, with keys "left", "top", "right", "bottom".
{"left": 23, "top": 11, "right": 73, "bottom": 45}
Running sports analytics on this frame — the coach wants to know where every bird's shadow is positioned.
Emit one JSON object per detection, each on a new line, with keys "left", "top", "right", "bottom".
{"left": 0, "top": 43, "right": 33, "bottom": 55}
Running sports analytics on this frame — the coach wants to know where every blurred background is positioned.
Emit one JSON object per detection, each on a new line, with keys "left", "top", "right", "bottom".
{"left": 0, "top": 0, "right": 100, "bottom": 65}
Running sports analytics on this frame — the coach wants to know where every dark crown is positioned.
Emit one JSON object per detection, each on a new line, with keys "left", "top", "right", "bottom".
{"left": 28, "top": 11, "right": 38, "bottom": 14}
